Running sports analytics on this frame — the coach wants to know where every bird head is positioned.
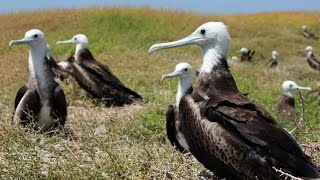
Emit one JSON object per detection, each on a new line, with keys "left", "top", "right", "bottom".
{"left": 9, "top": 29, "right": 46, "bottom": 48}
{"left": 162, "top": 62, "right": 193, "bottom": 81}
{"left": 149, "top": 22, "right": 230, "bottom": 58}
{"left": 282, "top": 80, "right": 311, "bottom": 97}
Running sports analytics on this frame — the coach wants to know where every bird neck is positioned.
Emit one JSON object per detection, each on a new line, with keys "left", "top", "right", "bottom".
{"left": 200, "top": 45, "right": 226, "bottom": 73}
{"left": 272, "top": 54, "right": 277, "bottom": 60}
{"left": 283, "top": 90, "right": 294, "bottom": 98}
{"left": 307, "top": 51, "right": 313, "bottom": 58}
{"left": 175, "top": 77, "right": 192, "bottom": 106}
{"left": 29, "top": 45, "right": 55, "bottom": 99}
{"left": 75, "top": 43, "right": 88, "bottom": 62}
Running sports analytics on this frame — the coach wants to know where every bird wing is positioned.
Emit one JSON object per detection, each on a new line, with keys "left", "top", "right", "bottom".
{"left": 166, "top": 105, "right": 188, "bottom": 153}
{"left": 81, "top": 59, "right": 124, "bottom": 85}
{"left": 13, "top": 89, "right": 41, "bottom": 125}
{"left": 204, "top": 92, "right": 319, "bottom": 177}
{"left": 14, "top": 84, "right": 28, "bottom": 110}
{"left": 52, "top": 85, "right": 67, "bottom": 127}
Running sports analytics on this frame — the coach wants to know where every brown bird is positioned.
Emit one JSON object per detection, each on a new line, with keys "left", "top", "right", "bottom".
{"left": 301, "top": 25, "right": 318, "bottom": 40}
{"left": 10, "top": 29, "right": 67, "bottom": 132}
{"left": 237, "top": 47, "right": 255, "bottom": 62}
{"left": 162, "top": 62, "right": 193, "bottom": 154}
{"left": 276, "top": 81, "right": 311, "bottom": 120}
{"left": 149, "top": 22, "right": 320, "bottom": 179}
{"left": 267, "top": 50, "right": 279, "bottom": 68}
{"left": 56, "top": 34, "right": 144, "bottom": 106}
{"left": 305, "top": 46, "right": 320, "bottom": 71}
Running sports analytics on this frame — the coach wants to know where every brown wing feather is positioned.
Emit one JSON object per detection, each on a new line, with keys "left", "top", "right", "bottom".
{"left": 73, "top": 49, "right": 143, "bottom": 105}
{"left": 14, "top": 84, "right": 28, "bottom": 110}
{"left": 13, "top": 89, "right": 41, "bottom": 126}
{"left": 52, "top": 85, "right": 67, "bottom": 127}
{"left": 166, "top": 105, "right": 187, "bottom": 153}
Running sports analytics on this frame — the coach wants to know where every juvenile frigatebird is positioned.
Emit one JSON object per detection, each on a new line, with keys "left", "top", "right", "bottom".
{"left": 267, "top": 50, "right": 279, "bottom": 68}
{"left": 305, "top": 46, "right": 320, "bottom": 71}
{"left": 162, "top": 62, "right": 193, "bottom": 154}
{"left": 10, "top": 29, "right": 67, "bottom": 132}
{"left": 276, "top": 81, "right": 311, "bottom": 120}
{"left": 56, "top": 34, "right": 144, "bottom": 106}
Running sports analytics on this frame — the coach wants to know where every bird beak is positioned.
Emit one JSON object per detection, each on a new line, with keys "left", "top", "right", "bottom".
{"left": 296, "top": 85, "right": 311, "bottom": 91}
{"left": 149, "top": 33, "right": 200, "bottom": 55}
{"left": 9, "top": 37, "right": 34, "bottom": 49}
{"left": 56, "top": 38, "right": 74, "bottom": 45}
{"left": 161, "top": 71, "right": 181, "bottom": 81}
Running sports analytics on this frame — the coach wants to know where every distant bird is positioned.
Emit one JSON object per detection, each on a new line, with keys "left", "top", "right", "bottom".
{"left": 10, "top": 29, "right": 67, "bottom": 132}
{"left": 56, "top": 34, "right": 144, "bottom": 106}
{"left": 276, "top": 81, "right": 311, "bottom": 120}
{"left": 267, "top": 50, "right": 279, "bottom": 68}
{"left": 237, "top": 47, "right": 255, "bottom": 62}
{"left": 149, "top": 22, "right": 320, "bottom": 179}
{"left": 305, "top": 46, "right": 320, "bottom": 71}
{"left": 301, "top": 25, "right": 318, "bottom": 40}
{"left": 162, "top": 62, "right": 193, "bottom": 154}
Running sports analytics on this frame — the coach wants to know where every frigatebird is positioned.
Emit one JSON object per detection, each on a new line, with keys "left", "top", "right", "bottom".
{"left": 267, "top": 50, "right": 279, "bottom": 68}
{"left": 301, "top": 25, "right": 318, "bottom": 40}
{"left": 305, "top": 46, "right": 320, "bottom": 71}
{"left": 237, "top": 47, "right": 255, "bottom": 62}
{"left": 56, "top": 34, "right": 144, "bottom": 106}
{"left": 162, "top": 62, "right": 193, "bottom": 154}
{"left": 276, "top": 81, "right": 311, "bottom": 120}
{"left": 10, "top": 29, "right": 67, "bottom": 132}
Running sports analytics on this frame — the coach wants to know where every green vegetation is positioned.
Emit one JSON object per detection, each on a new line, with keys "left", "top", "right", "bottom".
{"left": 0, "top": 8, "right": 319, "bottom": 179}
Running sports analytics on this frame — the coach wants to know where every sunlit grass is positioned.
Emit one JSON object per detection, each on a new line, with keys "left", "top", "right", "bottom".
{"left": 0, "top": 7, "right": 319, "bottom": 178}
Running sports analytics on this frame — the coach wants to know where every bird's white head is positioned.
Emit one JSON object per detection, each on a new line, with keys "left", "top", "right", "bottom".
{"left": 301, "top": 25, "right": 307, "bottom": 30}
{"left": 305, "top": 46, "right": 313, "bottom": 53}
{"left": 282, "top": 80, "right": 311, "bottom": 97}
{"left": 149, "top": 22, "right": 230, "bottom": 73}
{"left": 56, "top": 34, "right": 89, "bottom": 51}
{"left": 237, "top": 47, "right": 248, "bottom": 54}
{"left": 162, "top": 62, "right": 193, "bottom": 81}
{"left": 162, "top": 62, "right": 193, "bottom": 106}
{"left": 272, "top": 50, "right": 279, "bottom": 59}
{"left": 9, "top": 29, "right": 47, "bottom": 48}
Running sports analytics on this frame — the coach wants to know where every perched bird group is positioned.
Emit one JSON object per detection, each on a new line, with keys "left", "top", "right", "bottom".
{"left": 10, "top": 30, "right": 144, "bottom": 132}
{"left": 151, "top": 22, "right": 320, "bottom": 179}
{"left": 8, "top": 20, "right": 320, "bottom": 179}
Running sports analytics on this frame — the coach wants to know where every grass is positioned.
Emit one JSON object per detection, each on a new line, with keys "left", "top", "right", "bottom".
{"left": 0, "top": 7, "right": 319, "bottom": 179}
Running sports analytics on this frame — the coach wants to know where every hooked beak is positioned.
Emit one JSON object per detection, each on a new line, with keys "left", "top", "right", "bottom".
{"left": 295, "top": 85, "right": 311, "bottom": 91}
{"left": 56, "top": 38, "right": 74, "bottom": 45}
{"left": 149, "top": 33, "right": 200, "bottom": 55}
{"left": 9, "top": 37, "right": 34, "bottom": 49}
{"left": 161, "top": 70, "right": 182, "bottom": 81}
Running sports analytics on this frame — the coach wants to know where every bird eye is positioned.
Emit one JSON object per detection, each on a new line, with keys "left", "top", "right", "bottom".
{"left": 74, "top": 37, "right": 77, "bottom": 40}
{"left": 200, "top": 29, "right": 206, "bottom": 35}
{"left": 289, "top": 84, "right": 293, "bottom": 88}
{"left": 184, "top": 68, "right": 188, "bottom": 71}
{"left": 33, "top": 34, "right": 38, "bottom": 38}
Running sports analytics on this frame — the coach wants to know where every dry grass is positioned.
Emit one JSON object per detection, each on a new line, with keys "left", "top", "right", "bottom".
{"left": 0, "top": 7, "right": 319, "bottom": 179}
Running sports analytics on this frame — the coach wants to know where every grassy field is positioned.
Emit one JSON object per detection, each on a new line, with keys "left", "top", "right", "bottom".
{"left": 0, "top": 7, "right": 319, "bottom": 179}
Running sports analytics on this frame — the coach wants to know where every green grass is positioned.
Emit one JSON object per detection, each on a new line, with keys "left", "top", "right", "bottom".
{"left": 0, "top": 7, "right": 319, "bottom": 179}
